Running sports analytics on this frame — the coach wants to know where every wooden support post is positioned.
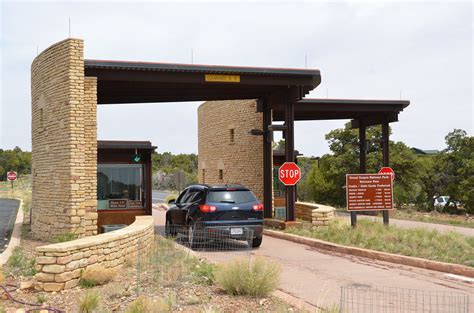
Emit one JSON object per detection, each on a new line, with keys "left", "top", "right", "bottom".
{"left": 262, "top": 98, "right": 273, "bottom": 219}
{"left": 285, "top": 98, "right": 295, "bottom": 222}
{"left": 352, "top": 120, "right": 367, "bottom": 228}
{"left": 382, "top": 120, "right": 390, "bottom": 226}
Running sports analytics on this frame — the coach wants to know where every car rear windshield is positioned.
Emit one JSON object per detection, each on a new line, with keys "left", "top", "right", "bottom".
{"left": 207, "top": 190, "right": 257, "bottom": 204}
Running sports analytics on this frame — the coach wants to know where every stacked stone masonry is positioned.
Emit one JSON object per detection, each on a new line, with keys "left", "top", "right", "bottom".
{"left": 31, "top": 38, "right": 98, "bottom": 240}
{"left": 34, "top": 216, "right": 154, "bottom": 292}
{"left": 198, "top": 100, "right": 264, "bottom": 202}
{"left": 295, "top": 202, "right": 335, "bottom": 226}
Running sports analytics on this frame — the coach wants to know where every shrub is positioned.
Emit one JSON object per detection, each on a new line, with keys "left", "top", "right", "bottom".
{"left": 36, "top": 294, "right": 48, "bottom": 304}
{"left": 53, "top": 232, "right": 78, "bottom": 243}
{"left": 79, "top": 290, "right": 100, "bottom": 313}
{"left": 6, "top": 247, "right": 36, "bottom": 276}
{"left": 191, "top": 260, "right": 215, "bottom": 285}
{"left": 124, "top": 294, "right": 175, "bottom": 313}
{"left": 215, "top": 257, "right": 280, "bottom": 297}
{"left": 80, "top": 266, "right": 117, "bottom": 288}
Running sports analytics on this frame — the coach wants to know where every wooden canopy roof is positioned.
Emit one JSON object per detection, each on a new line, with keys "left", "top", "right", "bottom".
{"left": 84, "top": 59, "right": 321, "bottom": 104}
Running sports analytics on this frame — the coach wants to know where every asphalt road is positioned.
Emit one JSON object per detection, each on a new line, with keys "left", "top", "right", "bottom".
{"left": 0, "top": 198, "right": 20, "bottom": 254}
{"left": 152, "top": 208, "right": 474, "bottom": 310}
{"left": 152, "top": 190, "right": 171, "bottom": 204}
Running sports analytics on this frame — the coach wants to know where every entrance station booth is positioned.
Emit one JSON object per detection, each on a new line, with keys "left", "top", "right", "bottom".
{"left": 96, "top": 140, "right": 156, "bottom": 233}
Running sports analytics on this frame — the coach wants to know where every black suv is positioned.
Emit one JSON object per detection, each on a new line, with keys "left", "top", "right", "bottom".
{"left": 165, "top": 184, "right": 263, "bottom": 248}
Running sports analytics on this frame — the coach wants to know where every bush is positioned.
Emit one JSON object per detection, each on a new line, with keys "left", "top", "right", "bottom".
{"left": 79, "top": 290, "right": 100, "bottom": 313}
{"left": 191, "top": 260, "right": 215, "bottom": 285}
{"left": 6, "top": 247, "right": 36, "bottom": 276}
{"left": 80, "top": 266, "right": 117, "bottom": 288}
{"left": 36, "top": 294, "right": 48, "bottom": 304}
{"left": 53, "top": 232, "right": 78, "bottom": 243}
{"left": 215, "top": 257, "right": 280, "bottom": 297}
{"left": 125, "top": 294, "right": 175, "bottom": 313}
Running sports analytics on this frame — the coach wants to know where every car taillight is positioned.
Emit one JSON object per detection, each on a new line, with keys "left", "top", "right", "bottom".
{"left": 252, "top": 203, "right": 264, "bottom": 211}
{"left": 199, "top": 204, "right": 217, "bottom": 213}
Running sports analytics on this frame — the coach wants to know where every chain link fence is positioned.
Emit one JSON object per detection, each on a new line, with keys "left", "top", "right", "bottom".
{"left": 340, "top": 285, "right": 470, "bottom": 313}
{"left": 136, "top": 223, "right": 255, "bottom": 293}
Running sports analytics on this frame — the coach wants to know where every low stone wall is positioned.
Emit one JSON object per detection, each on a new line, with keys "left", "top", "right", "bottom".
{"left": 34, "top": 216, "right": 154, "bottom": 292}
{"left": 295, "top": 202, "right": 335, "bottom": 226}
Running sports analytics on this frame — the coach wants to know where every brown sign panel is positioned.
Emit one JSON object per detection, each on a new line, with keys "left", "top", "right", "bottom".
{"left": 128, "top": 200, "right": 143, "bottom": 208}
{"left": 108, "top": 199, "right": 128, "bottom": 209}
{"left": 346, "top": 174, "right": 393, "bottom": 211}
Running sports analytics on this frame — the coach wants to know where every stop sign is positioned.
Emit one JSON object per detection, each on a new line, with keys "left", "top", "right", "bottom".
{"left": 7, "top": 171, "right": 17, "bottom": 181}
{"left": 278, "top": 162, "right": 301, "bottom": 186}
{"left": 379, "top": 167, "right": 395, "bottom": 181}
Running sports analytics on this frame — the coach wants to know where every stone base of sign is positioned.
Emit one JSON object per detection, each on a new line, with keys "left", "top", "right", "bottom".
{"left": 295, "top": 202, "right": 335, "bottom": 226}
{"left": 34, "top": 216, "right": 154, "bottom": 291}
{"left": 263, "top": 229, "right": 474, "bottom": 278}
{"left": 264, "top": 219, "right": 302, "bottom": 230}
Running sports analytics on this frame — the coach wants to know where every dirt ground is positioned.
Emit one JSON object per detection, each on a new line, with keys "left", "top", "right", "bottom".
{"left": 0, "top": 230, "right": 298, "bottom": 313}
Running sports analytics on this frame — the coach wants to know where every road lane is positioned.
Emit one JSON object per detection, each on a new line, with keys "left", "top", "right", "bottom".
{"left": 152, "top": 190, "right": 171, "bottom": 204}
{"left": 0, "top": 198, "right": 20, "bottom": 254}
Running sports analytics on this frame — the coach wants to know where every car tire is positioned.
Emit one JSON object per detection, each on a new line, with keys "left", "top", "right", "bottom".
{"left": 165, "top": 219, "right": 176, "bottom": 237}
{"left": 188, "top": 224, "right": 198, "bottom": 249}
{"left": 252, "top": 236, "right": 263, "bottom": 248}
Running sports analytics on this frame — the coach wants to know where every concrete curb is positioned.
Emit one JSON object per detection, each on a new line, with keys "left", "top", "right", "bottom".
{"left": 0, "top": 198, "right": 24, "bottom": 267}
{"left": 264, "top": 229, "right": 474, "bottom": 278}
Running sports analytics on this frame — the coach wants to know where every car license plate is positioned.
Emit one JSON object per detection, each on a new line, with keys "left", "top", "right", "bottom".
{"left": 230, "top": 228, "right": 243, "bottom": 235}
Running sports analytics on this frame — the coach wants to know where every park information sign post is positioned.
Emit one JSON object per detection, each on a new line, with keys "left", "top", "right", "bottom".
{"left": 346, "top": 174, "right": 393, "bottom": 212}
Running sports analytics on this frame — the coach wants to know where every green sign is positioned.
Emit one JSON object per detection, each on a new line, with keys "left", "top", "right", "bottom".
{"left": 132, "top": 154, "right": 142, "bottom": 163}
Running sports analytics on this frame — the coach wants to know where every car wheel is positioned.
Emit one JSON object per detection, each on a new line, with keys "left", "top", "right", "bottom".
{"left": 165, "top": 219, "right": 176, "bottom": 237}
{"left": 188, "top": 224, "right": 197, "bottom": 249}
{"left": 252, "top": 236, "right": 263, "bottom": 248}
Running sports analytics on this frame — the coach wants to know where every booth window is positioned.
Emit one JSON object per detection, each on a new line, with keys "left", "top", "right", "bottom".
{"left": 97, "top": 164, "right": 144, "bottom": 210}
{"left": 219, "top": 169, "right": 224, "bottom": 180}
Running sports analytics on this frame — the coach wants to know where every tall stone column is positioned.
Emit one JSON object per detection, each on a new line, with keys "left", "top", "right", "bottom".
{"left": 31, "top": 38, "right": 97, "bottom": 240}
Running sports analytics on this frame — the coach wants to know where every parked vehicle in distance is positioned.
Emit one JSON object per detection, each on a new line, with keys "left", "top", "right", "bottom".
{"left": 434, "top": 196, "right": 450, "bottom": 208}
{"left": 165, "top": 184, "right": 264, "bottom": 248}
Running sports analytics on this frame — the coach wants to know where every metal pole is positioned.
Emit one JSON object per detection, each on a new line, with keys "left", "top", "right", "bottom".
{"left": 262, "top": 98, "right": 273, "bottom": 219}
{"left": 285, "top": 97, "right": 295, "bottom": 222}
{"left": 382, "top": 120, "right": 390, "bottom": 226}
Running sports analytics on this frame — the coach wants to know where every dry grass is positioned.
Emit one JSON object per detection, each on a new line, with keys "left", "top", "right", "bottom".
{"left": 215, "top": 257, "right": 281, "bottom": 297}
{"left": 80, "top": 266, "right": 118, "bottom": 288}
{"left": 124, "top": 294, "right": 175, "bottom": 313}
{"left": 78, "top": 290, "right": 100, "bottom": 313}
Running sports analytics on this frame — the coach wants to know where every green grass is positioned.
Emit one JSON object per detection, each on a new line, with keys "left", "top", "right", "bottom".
{"left": 6, "top": 246, "right": 36, "bottom": 276}
{"left": 394, "top": 209, "right": 474, "bottom": 229}
{"left": 285, "top": 218, "right": 474, "bottom": 267}
{"left": 53, "top": 232, "right": 78, "bottom": 243}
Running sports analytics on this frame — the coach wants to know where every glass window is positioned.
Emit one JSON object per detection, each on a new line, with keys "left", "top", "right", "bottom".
{"left": 97, "top": 164, "right": 144, "bottom": 209}
{"left": 207, "top": 190, "right": 257, "bottom": 204}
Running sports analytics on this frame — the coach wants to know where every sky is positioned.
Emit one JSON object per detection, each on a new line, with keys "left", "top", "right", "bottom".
{"left": 0, "top": 0, "right": 472, "bottom": 157}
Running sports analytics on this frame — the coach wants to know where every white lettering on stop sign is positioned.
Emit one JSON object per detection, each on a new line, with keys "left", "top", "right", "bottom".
{"left": 278, "top": 162, "right": 301, "bottom": 186}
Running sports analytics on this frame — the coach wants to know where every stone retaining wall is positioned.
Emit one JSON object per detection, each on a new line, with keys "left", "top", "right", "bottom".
{"left": 295, "top": 202, "right": 335, "bottom": 226}
{"left": 34, "top": 216, "right": 154, "bottom": 292}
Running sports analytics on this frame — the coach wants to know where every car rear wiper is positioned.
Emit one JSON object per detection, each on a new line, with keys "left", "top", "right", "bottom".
{"left": 220, "top": 200, "right": 235, "bottom": 203}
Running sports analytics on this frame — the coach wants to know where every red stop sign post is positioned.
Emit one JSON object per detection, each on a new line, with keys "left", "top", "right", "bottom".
{"left": 7, "top": 171, "right": 17, "bottom": 189}
{"left": 378, "top": 167, "right": 395, "bottom": 181}
{"left": 278, "top": 162, "right": 301, "bottom": 186}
